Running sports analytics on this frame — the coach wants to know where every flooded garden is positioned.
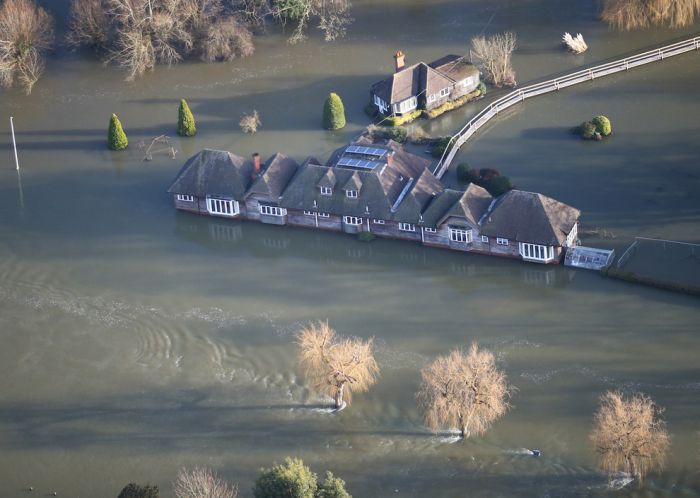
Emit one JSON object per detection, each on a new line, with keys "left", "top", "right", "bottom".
{"left": 0, "top": 0, "right": 699, "bottom": 496}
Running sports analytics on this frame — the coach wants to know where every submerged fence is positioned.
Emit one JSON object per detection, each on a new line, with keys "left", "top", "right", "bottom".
{"left": 433, "top": 36, "right": 700, "bottom": 179}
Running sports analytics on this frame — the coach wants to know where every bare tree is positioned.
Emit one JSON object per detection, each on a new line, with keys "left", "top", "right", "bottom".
{"left": 269, "top": 0, "right": 352, "bottom": 43}
{"left": 173, "top": 467, "right": 237, "bottom": 498}
{"left": 417, "top": 343, "right": 512, "bottom": 438}
{"left": 0, "top": 0, "right": 54, "bottom": 94}
{"left": 200, "top": 17, "right": 254, "bottom": 62}
{"left": 297, "top": 321, "right": 379, "bottom": 409}
{"left": 239, "top": 110, "right": 261, "bottom": 133}
{"left": 67, "top": 0, "right": 254, "bottom": 80}
{"left": 601, "top": 0, "right": 700, "bottom": 29}
{"left": 469, "top": 31, "right": 517, "bottom": 88}
{"left": 590, "top": 391, "right": 670, "bottom": 482}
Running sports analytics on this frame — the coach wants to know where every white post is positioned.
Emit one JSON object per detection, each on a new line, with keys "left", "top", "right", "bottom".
{"left": 10, "top": 116, "right": 20, "bottom": 171}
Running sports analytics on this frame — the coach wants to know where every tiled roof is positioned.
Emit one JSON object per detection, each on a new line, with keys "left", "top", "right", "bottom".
{"left": 480, "top": 190, "right": 580, "bottom": 245}
{"left": 166, "top": 149, "right": 254, "bottom": 199}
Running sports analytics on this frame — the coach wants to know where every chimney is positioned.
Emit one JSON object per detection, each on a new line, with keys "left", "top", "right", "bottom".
{"left": 394, "top": 50, "right": 405, "bottom": 72}
{"left": 386, "top": 151, "right": 394, "bottom": 167}
{"left": 252, "top": 153, "right": 261, "bottom": 177}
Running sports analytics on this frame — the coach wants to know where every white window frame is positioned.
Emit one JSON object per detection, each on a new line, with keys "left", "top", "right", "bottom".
{"left": 346, "top": 190, "right": 358, "bottom": 198}
{"left": 427, "top": 94, "right": 436, "bottom": 104}
{"left": 343, "top": 216, "right": 363, "bottom": 226}
{"left": 520, "top": 242, "right": 554, "bottom": 261}
{"left": 318, "top": 212, "right": 330, "bottom": 218}
{"left": 206, "top": 197, "right": 239, "bottom": 217}
{"left": 449, "top": 227, "right": 472, "bottom": 243}
{"left": 439, "top": 87, "right": 450, "bottom": 98}
{"left": 259, "top": 205, "right": 287, "bottom": 217}
{"left": 398, "top": 223, "right": 416, "bottom": 232}
{"left": 372, "top": 219, "right": 385, "bottom": 225}
{"left": 497, "top": 238, "right": 509, "bottom": 246}
{"left": 303, "top": 210, "right": 314, "bottom": 216}
{"left": 320, "top": 186, "right": 333, "bottom": 196}
{"left": 481, "top": 235, "right": 489, "bottom": 243}
{"left": 177, "top": 194, "right": 194, "bottom": 202}
{"left": 400, "top": 97, "right": 417, "bottom": 113}
{"left": 424, "top": 227, "right": 437, "bottom": 233}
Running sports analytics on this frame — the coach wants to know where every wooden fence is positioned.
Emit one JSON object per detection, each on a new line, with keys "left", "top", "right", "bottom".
{"left": 433, "top": 36, "right": 700, "bottom": 179}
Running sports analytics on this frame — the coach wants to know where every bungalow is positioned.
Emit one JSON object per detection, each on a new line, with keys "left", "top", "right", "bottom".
{"left": 167, "top": 138, "right": 580, "bottom": 265}
{"left": 370, "top": 51, "right": 481, "bottom": 116}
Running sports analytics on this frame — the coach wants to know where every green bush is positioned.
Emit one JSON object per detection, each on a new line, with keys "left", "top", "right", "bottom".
{"left": 254, "top": 457, "right": 317, "bottom": 498}
{"left": 478, "top": 81, "right": 486, "bottom": 94}
{"left": 357, "top": 232, "right": 375, "bottom": 242}
{"left": 117, "top": 483, "right": 159, "bottom": 498}
{"left": 364, "top": 102, "right": 377, "bottom": 118}
{"left": 574, "top": 121, "right": 597, "bottom": 140}
{"left": 379, "top": 109, "right": 422, "bottom": 127}
{"left": 431, "top": 137, "right": 452, "bottom": 158}
{"left": 456, "top": 162, "right": 480, "bottom": 183}
{"left": 316, "top": 472, "right": 351, "bottom": 498}
{"left": 485, "top": 175, "right": 513, "bottom": 196}
{"left": 177, "top": 98, "right": 197, "bottom": 137}
{"left": 592, "top": 115, "right": 612, "bottom": 136}
{"left": 323, "top": 92, "right": 346, "bottom": 130}
{"left": 108, "top": 113, "right": 128, "bottom": 150}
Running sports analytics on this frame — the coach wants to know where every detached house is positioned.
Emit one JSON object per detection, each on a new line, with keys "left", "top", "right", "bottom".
{"left": 168, "top": 138, "right": 580, "bottom": 265}
{"left": 370, "top": 51, "right": 481, "bottom": 116}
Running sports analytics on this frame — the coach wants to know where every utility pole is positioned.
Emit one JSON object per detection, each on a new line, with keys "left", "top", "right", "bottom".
{"left": 10, "top": 116, "right": 19, "bottom": 171}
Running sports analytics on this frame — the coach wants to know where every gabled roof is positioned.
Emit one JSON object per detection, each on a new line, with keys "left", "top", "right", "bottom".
{"left": 439, "top": 183, "right": 493, "bottom": 226}
{"left": 423, "top": 63, "right": 455, "bottom": 99}
{"left": 391, "top": 169, "right": 445, "bottom": 223}
{"left": 342, "top": 171, "right": 363, "bottom": 191}
{"left": 317, "top": 168, "right": 337, "bottom": 188}
{"left": 167, "top": 149, "right": 253, "bottom": 199}
{"left": 429, "top": 54, "right": 480, "bottom": 83}
{"left": 371, "top": 54, "right": 479, "bottom": 106}
{"left": 419, "top": 189, "right": 465, "bottom": 227}
{"left": 246, "top": 153, "right": 299, "bottom": 200}
{"left": 371, "top": 63, "right": 422, "bottom": 105}
{"left": 480, "top": 190, "right": 581, "bottom": 246}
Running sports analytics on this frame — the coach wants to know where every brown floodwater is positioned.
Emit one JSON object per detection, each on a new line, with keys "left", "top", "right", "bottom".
{"left": 0, "top": 1, "right": 699, "bottom": 496}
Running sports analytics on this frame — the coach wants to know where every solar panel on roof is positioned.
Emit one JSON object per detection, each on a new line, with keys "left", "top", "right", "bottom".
{"left": 345, "top": 145, "right": 386, "bottom": 158}
{"left": 337, "top": 156, "right": 380, "bottom": 170}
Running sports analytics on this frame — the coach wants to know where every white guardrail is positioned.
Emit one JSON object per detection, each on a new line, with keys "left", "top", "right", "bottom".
{"left": 433, "top": 36, "right": 700, "bottom": 179}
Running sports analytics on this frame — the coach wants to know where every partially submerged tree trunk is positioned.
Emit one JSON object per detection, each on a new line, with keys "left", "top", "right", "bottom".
{"left": 334, "top": 383, "right": 345, "bottom": 409}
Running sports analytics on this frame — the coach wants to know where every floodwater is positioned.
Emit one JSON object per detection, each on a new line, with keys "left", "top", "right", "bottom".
{"left": 1, "top": 1, "right": 699, "bottom": 496}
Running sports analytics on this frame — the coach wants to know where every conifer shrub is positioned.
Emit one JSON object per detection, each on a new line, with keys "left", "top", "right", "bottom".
{"left": 117, "top": 483, "right": 159, "bottom": 498}
{"left": 316, "top": 472, "right": 351, "bottom": 498}
{"left": 177, "top": 99, "right": 197, "bottom": 137}
{"left": 108, "top": 113, "right": 128, "bottom": 150}
{"left": 592, "top": 115, "right": 612, "bottom": 136}
{"left": 323, "top": 93, "right": 346, "bottom": 130}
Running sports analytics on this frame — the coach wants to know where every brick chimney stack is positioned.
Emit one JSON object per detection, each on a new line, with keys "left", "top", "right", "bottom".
{"left": 252, "top": 153, "right": 261, "bottom": 177}
{"left": 394, "top": 50, "right": 405, "bottom": 72}
{"left": 386, "top": 151, "right": 394, "bottom": 167}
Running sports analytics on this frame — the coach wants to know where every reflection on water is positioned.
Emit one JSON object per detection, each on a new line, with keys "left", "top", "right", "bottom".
{"left": 0, "top": 0, "right": 699, "bottom": 496}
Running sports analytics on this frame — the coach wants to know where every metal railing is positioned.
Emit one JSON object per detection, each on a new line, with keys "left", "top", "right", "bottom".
{"left": 433, "top": 36, "right": 700, "bottom": 179}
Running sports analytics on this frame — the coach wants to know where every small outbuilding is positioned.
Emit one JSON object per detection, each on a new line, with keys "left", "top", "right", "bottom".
{"left": 564, "top": 246, "right": 615, "bottom": 270}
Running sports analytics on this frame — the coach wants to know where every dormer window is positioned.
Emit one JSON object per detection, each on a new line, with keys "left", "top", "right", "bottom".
{"left": 320, "top": 186, "right": 332, "bottom": 196}
{"left": 346, "top": 190, "right": 358, "bottom": 198}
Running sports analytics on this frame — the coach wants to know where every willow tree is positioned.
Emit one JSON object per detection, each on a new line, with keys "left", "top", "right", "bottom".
{"left": 0, "top": 0, "right": 54, "bottom": 94}
{"left": 297, "top": 321, "right": 379, "bottom": 409}
{"left": 417, "top": 343, "right": 512, "bottom": 438}
{"left": 601, "top": 0, "right": 700, "bottom": 29}
{"left": 590, "top": 391, "right": 670, "bottom": 482}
